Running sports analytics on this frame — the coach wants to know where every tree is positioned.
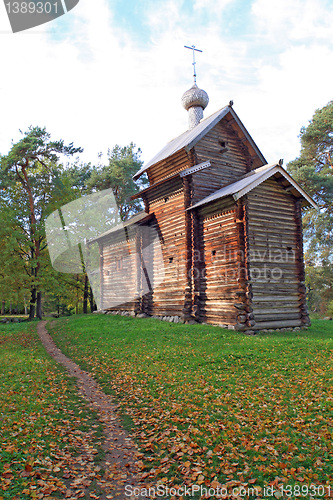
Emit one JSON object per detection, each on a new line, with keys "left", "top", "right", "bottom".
{"left": 87, "top": 143, "right": 148, "bottom": 221}
{"left": 0, "top": 187, "right": 32, "bottom": 314}
{"left": 0, "top": 126, "right": 82, "bottom": 319}
{"left": 56, "top": 160, "right": 97, "bottom": 314}
{"left": 288, "top": 100, "right": 333, "bottom": 313}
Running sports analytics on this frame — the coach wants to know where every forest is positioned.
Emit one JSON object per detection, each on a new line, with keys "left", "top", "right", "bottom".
{"left": 0, "top": 101, "right": 332, "bottom": 319}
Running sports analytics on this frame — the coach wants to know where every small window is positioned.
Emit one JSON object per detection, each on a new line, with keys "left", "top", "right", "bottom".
{"left": 169, "top": 257, "right": 174, "bottom": 264}
{"left": 116, "top": 257, "right": 123, "bottom": 271}
{"left": 164, "top": 197, "right": 169, "bottom": 203}
{"left": 219, "top": 140, "right": 228, "bottom": 154}
{"left": 212, "top": 250, "right": 216, "bottom": 257}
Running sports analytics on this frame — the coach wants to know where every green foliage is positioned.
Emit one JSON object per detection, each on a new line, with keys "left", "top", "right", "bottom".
{"left": 288, "top": 100, "right": 333, "bottom": 313}
{"left": 87, "top": 143, "right": 148, "bottom": 220}
{"left": 59, "top": 161, "right": 93, "bottom": 195}
{"left": 298, "top": 102, "right": 333, "bottom": 174}
{"left": 305, "top": 261, "right": 333, "bottom": 314}
{"left": 327, "top": 300, "right": 333, "bottom": 317}
{"left": 0, "top": 126, "right": 83, "bottom": 318}
{"left": 1, "top": 125, "right": 82, "bottom": 178}
{"left": 49, "top": 314, "right": 333, "bottom": 493}
{"left": 0, "top": 128, "right": 145, "bottom": 315}
{"left": 0, "top": 194, "right": 30, "bottom": 307}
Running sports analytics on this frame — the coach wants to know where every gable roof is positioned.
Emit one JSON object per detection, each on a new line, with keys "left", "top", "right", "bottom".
{"left": 133, "top": 105, "right": 267, "bottom": 180}
{"left": 189, "top": 163, "right": 318, "bottom": 210}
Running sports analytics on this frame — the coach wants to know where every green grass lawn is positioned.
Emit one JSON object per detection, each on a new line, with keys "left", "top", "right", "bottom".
{"left": 0, "top": 321, "right": 105, "bottom": 500}
{"left": 46, "top": 315, "right": 333, "bottom": 497}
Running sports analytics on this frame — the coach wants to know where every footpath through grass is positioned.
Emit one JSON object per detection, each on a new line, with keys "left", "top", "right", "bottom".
{"left": 48, "top": 315, "right": 333, "bottom": 497}
{"left": 0, "top": 321, "right": 105, "bottom": 500}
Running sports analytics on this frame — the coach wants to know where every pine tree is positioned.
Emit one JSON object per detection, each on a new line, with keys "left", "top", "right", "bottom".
{"left": 87, "top": 143, "right": 147, "bottom": 221}
{"left": 0, "top": 126, "right": 82, "bottom": 319}
{"left": 288, "top": 100, "right": 333, "bottom": 313}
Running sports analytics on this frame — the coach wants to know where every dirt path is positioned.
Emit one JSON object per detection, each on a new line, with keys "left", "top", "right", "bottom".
{"left": 37, "top": 321, "right": 149, "bottom": 500}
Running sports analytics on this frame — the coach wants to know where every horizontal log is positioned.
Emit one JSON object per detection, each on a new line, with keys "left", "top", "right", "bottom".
{"left": 252, "top": 301, "right": 299, "bottom": 309}
{"left": 253, "top": 306, "right": 300, "bottom": 314}
{"left": 248, "top": 211, "right": 296, "bottom": 223}
{"left": 252, "top": 319, "right": 303, "bottom": 329}
{"left": 148, "top": 150, "right": 189, "bottom": 184}
{"left": 252, "top": 292, "right": 298, "bottom": 300}
{"left": 254, "top": 313, "right": 301, "bottom": 322}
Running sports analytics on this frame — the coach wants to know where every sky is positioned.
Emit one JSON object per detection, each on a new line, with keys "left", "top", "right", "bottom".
{"left": 1, "top": 0, "right": 333, "bottom": 170}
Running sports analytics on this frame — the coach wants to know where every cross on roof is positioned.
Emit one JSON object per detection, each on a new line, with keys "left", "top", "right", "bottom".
{"left": 184, "top": 44, "right": 202, "bottom": 84}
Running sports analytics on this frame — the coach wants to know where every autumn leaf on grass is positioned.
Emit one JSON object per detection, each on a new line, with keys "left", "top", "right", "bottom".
{"left": 25, "top": 462, "right": 34, "bottom": 473}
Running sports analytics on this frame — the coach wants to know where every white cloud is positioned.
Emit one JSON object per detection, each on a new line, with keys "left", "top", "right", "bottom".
{"left": 193, "top": 0, "right": 234, "bottom": 18}
{"left": 251, "top": 0, "right": 333, "bottom": 44}
{"left": 0, "top": 0, "right": 332, "bottom": 172}
{"left": 235, "top": 43, "right": 333, "bottom": 164}
{"left": 237, "top": 0, "right": 333, "bottom": 163}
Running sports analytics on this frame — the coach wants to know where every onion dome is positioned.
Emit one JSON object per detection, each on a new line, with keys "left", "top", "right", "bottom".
{"left": 181, "top": 83, "right": 209, "bottom": 111}
{"left": 181, "top": 83, "right": 209, "bottom": 129}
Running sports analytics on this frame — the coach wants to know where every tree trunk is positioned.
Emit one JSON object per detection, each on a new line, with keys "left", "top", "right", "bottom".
{"left": 36, "top": 291, "right": 42, "bottom": 320}
{"left": 83, "top": 274, "right": 88, "bottom": 314}
{"left": 89, "top": 282, "right": 96, "bottom": 312}
{"left": 29, "top": 288, "right": 36, "bottom": 320}
{"left": 1, "top": 301, "right": 5, "bottom": 315}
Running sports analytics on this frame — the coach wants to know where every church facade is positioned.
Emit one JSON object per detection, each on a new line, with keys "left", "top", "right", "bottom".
{"left": 92, "top": 82, "right": 317, "bottom": 332}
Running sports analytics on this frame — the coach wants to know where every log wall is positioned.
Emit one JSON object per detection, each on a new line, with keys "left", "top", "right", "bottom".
{"left": 99, "top": 233, "right": 138, "bottom": 312}
{"left": 147, "top": 150, "right": 191, "bottom": 185}
{"left": 191, "top": 120, "right": 252, "bottom": 204}
{"left": 196, "top": 201, "right": 239, "bottom": 325}
{"left": 146, "top": 190, "right": 187, "bottom": 316}
{"left": 246, "top": 178, "right": 303, "bottom": 329}
{"left": 98, "top": 115, "right": 309, "bottom": 330}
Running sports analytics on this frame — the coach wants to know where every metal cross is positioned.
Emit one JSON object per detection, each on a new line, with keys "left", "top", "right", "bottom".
{"left": 184, "top": 45, "right": 202, "bottom": 84}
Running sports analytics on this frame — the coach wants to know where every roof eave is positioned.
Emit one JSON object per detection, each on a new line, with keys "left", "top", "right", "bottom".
{"left": 131, "top": 172, "right": 180, "bottom": 200}
{"left": 88, "top": 212, "right": 153, "bottom": 243}
{"left": 277, "top": 169, "right": 318, "bottom": 209}
{"left": 188, "top": 164, "right": 318, "bottom": 211}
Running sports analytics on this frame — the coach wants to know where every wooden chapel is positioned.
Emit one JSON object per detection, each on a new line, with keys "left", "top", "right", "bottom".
{"left": 91, "top": 72, "right": 317, "bottom": 332}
